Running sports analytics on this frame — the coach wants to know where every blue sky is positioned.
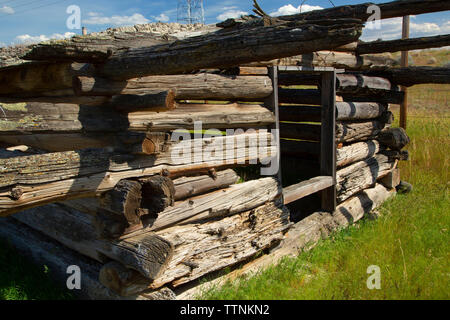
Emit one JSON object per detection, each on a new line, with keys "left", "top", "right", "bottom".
{"left": 0, "top": 0, "right": 449, "bottom": 47}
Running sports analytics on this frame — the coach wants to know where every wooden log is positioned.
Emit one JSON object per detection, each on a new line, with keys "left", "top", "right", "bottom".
{"left": 73, "top": 74, "right": 273, "bottom": 100}
{"left": 271, "top": 0, "right": 450, "bottom": 23}
{"left": 23, "top": 32, "right": 175, "bottom": 62}
{"left": 336, "top": 120, "right": 386, "bottom": 143}
{"left": 99, "top": 201, "right": 291, "bottom": 294}
{"left": 99, "top": 180, "right": 143, "bottom": 225}
{"left": 0, "top": 62, "right": 92, "bottom": 96}
{"left": 173, "top": 169, "right": 239, "bottom": 200}
{"left": 336, "top": 152, "right": 397, "bottom": 202}
{"left": 91, "top": 21, "right": 362, "bottom": 80}
{"left": 356, "top": 34, "right": 450, "bottom": 55}
{"left": 121, "top": 177, "right": 281, "bottom": 238}
{"left": 0, "top": 131, "right": 276, "bottom": 216}
{"left": 245, "top": 51, "right": 399, "bottom": 70}
{"left": 65, "top": 170, "right": 239, "bottom": 238}
{"left": 126, "top": 103, "right": 275, "bottom": 131}
{"left": 12, "top": 204, "right": 174, "bottom": 280}
{"left": 336, "top": 74, "right": 393, "bottom": 92}
{"left": 280, "top": 123, "right": 321, "bottom": 142}
{"left": 336, "top": 102, "right": 387, "bottom": 121}
{"left": 365, "top": 67, "right": 450, "bottom": 87}
{"left": 178, "top": 183, "right": 395, "bottom": 299}
{"left": 378, "top": 127, "right": 410, "bottom": 150}
{"left": 279, "top": 102, "right": 388, "bottom": 123}
{"left": 0, "top": 217, "right": 176, "bottom": 300}
{"left": 336, "top": 140, "right": 384, "bottom": 168}
{"left": 0, "top": 132, "right": 153, "bottom": 153}
{"left": 0, "top": 102, "right": 274, "bottom": 134}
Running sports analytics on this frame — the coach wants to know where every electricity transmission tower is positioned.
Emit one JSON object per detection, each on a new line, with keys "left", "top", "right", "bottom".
{"left": 177, "top": 0, "right": 205, "bottom": 24}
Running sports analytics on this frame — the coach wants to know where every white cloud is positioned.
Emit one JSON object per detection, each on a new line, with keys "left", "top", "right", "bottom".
{"left": 217, "top": 10, "right": 248, "bottom": 21}
{"left": 83, "top": 13, "right": 149, "bottom": 26}
{"left": 270, "top": 4, "right": 323, "bottom": 17}
{"left": 154, "top": 13, "right": 169, "bottom": 23}
{"left": 442, "top": 21, "right": 450, "bottom": 33}
{"left": 0, "top": 6, "right": 14, "bottom": 14}
{"left": 362, "top": 18, "right": 450, "bottom": 41}
{"left": 14, "top": 32, "right": 76, "bottom": 45}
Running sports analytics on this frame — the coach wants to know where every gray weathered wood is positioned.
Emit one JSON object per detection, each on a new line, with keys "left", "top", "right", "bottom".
{"left": 74, "top": 74, "right": 273, "bottom": 100}
{"left": 0, "top": 217, "right": 176, "bottom": 300}
{"left": 336, "top": 140, "right": 384, "bottom": 168}
{"left": 336, "top": 120, "right": 386, "bottom": 143}
{"left": 336, "top": 152, "right": 397, "bottom": 202}
{"left": 12, "top": 204, "right": 174, "bottom": 279}
{"left": 283, "top": 176, "right": 333, "bottom": 205}
{"left": 378, "top": 127, "right": 410, "bottom": 150}
{"left": 91, "top": 21, "right": 362, "bottom": 80}
{"left": 100, "top": 201, "right": 291, "bottom": 293}
{"left": 365, "top": 67, "right": 450, "bottom": 87}
{"left": 356, "top": 34, "right": 450, "bottom": 55}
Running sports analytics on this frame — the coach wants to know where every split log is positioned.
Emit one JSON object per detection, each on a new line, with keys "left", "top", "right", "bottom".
{"left": 245, "top": 51, "right": 399, "bottom": 70}
{"left": 0, "top": 131, "right": 276, "bottom": 215}
{"left": 99, "top": 201, "right": 291, "bottom": 294}
{"left": 12, "top": 204, "right": 174, "bottom": 280}
{"left": 0, "top": 95, "right": 110, "bottom": 106}
{"left": 73, "top": 74, "right": 273, "bottom": 100}
{"left": 365, "top": 67, "right": 450, "bottom": 87}
{"left": 23, "top": 32, "right": 175, "bottom": 62}
{"left": 377, "top": 127, "right": 410, "bottom": 150}
{"left": 0, "top": 102, "right": 274, "bottom": 134}
{"left": 336, "top": 152, "right": 397, "bottom": 202}
{"left": 0, "top": 62, "right": 93, "bottom": 96}
{"left": 122, "top": 177, "right": 281, "bottom": 238}
{"left": 356, "top": 34, "right": 450, "bottom": 55}
{"left": 336, "top": 140, "right": 384, "bottom": 168}
{"left": 92, "top": 21, "right": 362, "bottom": 80}
{"left": 336, "top": 120, "right": 386, "bottom": 143}
{"left": 280, "top": 123, "right": 321, "bottom": 141}
{"left": 0, "top": 217, "right": 176, "bottom": 300}
{"left": 172, "top": 169, "right": 239, "bottom": 200}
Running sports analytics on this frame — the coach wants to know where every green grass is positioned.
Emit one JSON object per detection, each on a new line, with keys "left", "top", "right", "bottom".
{"left": 199, "top": 88, "right": 450, "bottom": 300}
{"left": 0, "top": 239, "right": 74, "bottom": 300}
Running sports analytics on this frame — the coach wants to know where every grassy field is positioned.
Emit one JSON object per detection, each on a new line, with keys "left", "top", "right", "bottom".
{"left": 199, "top": 83, "right": 449, "bottom": 300}
{"left": 0, "top": 52, "right": 448, "bottom": 300}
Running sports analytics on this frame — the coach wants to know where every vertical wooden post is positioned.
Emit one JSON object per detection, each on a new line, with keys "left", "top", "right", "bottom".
{"left": 320, "top": 71, "right": 337, "bottom": 212}
{"left": 400, "top": 15, "right": 410, "bottom": 129}
{"left": 266, "top": 66, "right": 282, "bottom": 186}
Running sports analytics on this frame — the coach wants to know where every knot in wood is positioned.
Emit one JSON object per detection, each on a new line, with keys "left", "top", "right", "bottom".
{"left": 10, "top": 187, "right": 23, "bottom": 200}
{"left": 161, "top": 169, "right": 170, "bottom": 177}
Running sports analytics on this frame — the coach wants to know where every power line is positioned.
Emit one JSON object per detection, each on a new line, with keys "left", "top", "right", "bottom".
{"left": 0, "top": 0, "right": 69, "bottom": 17}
